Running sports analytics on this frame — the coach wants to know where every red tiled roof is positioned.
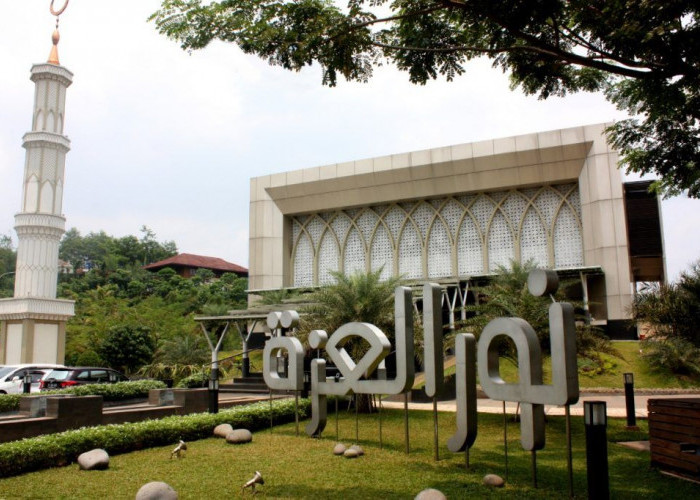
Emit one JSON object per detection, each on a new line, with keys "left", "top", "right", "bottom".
{"left": 144, "top": 253, "right": 248, "bottom": 275}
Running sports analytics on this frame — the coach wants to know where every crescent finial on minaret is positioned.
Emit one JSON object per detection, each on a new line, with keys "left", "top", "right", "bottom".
{"left": 47, "top": 0, "right": 69, "bottom": 65}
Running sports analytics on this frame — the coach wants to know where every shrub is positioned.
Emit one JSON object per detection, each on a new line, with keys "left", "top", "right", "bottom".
{"left": 0, "top": 398, "right": 308, "bottom": 478}
{"left": 632, "top": 262, "right": 700, "bottom": 346}
{"left": 176, "top": 372, "right": 209, "bottom": 388}
{"left": 0, "top": 395, "right": 21, "bottom": 414}
{"left": 641, "top": 337, "right": 700, "bottom": 377}
{"left": 139, "top": 362, "right": 206, "bottom": 385}
{"left": 0, "top": 380, "right": 166, "bottom": 413}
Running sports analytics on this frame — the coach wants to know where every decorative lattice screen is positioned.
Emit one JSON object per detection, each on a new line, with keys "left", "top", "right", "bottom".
{"left": 290, "top": 183, "right": 584, "bottom": 286}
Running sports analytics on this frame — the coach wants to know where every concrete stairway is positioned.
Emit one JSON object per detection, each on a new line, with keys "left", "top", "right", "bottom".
{"left": 220, "top": 372, "right": 269, "bottom": 394}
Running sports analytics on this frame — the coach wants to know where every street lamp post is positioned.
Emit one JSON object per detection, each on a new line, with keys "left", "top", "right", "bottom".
{"left": 584, "top": 401, "right": 610, "bottom": 500}
{"left": 623, "top": 372, "right": 638, "bottom": 429}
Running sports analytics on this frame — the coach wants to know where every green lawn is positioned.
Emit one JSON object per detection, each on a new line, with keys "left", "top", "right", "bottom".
{"left": 578, "top": 341, "right": 700, "bottom": 389}
{"left": 218, "top": 349, "right": 264, "bottom": 379}
{"left": 0, "top": 409, "right": 697, "bottom": 499}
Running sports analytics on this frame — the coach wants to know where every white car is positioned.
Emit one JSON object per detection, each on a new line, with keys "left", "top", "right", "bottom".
{"left": 0, "top": 364, "right": 66, "bottom": 394}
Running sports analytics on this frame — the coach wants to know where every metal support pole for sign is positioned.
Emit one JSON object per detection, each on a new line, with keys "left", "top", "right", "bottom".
{"left": 200, "top": 321, "right": 228, "bottom": 414}
{"left": 22, "top": 373, "right": 31, "bottom": 394}
{"left": 566, "top": 405, "right": 574, "bottom": 498}
{"left": 269, "top": 389, "right": 273, "bottom": 432}
{"left": 531, "top": 451, "right": 538, "bottom": 488}
{"left": 295, "top": 392, "right": 299, "bottom": 436}
{"left": 503, "top": 401, "right": 508, "bottom": 483}
{"left": 404, "top": 392, "right": 410, "bottom": 454}
{"left": 378, "top": 395, "right": 383, "bottom": 449}
{"left": 433, "top": 396, "right": 440, "bottom": 461}
{"left": 584, "top": 401, "right": 610, "bottom": 500}
{"left": 335, "top": 398, "right": 339, "bottom": 441}
{"left": 624, "top": 373, "right": 637, "bottom": 429}
{"left": 355, "top": 394, "right": 359, "bottom": 443}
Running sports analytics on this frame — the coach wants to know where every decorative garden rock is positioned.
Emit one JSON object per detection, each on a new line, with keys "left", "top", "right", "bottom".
{"left": 483, "top": 474, "right": 505, "bottom": 488}
{"left": 414, "top": 488, "right": 447, "bottom": 500}
{"left": 77, "top": 448, "right": 109, "bottom": 471}
{"left": 214, "top": 424, "right": 233, "bottom": 438}
{"left": 343, "top": 448, "right": 359, "bottom": 458}
{"left": 135, "top": 481, "right": 178, "bottom": 500}
{"left": 333, "top": 443, "right": 347, "bottom": 455}
{"left": 226, "top": 429, "right": 253, "bottom": 444}
{"left": 349, "top": 444, "right": 365, "bottom": 456}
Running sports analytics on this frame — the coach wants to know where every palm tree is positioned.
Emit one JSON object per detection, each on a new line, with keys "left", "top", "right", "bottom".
{"left": 298, "top": 268, "right": 402, "bottom": 412}
{"left": 458, "top": 260, "right": 615, "bottom": 365}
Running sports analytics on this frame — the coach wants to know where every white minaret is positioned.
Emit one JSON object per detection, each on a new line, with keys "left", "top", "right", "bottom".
{"left": 0, "top": 3, "right": 75, "bottom": 364}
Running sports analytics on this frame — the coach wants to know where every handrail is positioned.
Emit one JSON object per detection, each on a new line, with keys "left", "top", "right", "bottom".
{"left": 207, "top": 347, "right": 264, "bottom": 367}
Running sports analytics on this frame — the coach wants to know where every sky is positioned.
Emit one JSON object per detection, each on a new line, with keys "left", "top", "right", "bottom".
{"left": 1, "top": 1, "right": 698, "bottom": 281}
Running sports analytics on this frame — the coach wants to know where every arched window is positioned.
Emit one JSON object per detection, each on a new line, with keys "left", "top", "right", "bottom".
{"left": 343, "top": 228, "right": 366, "bottom": 276}
{"left": 317, "top": 230, "right": 339, "bottom": 285}
{"left": 398, "top": 223, "right": 422, "bottom": 280}
{"left": 370, "top": 224, "right": 394, "bottom": 281}
{"left": 292, "top": 233, "right": 313, "bottom": 287}
{"left": 427, "top": 219, "right": 452, "bottom": 278}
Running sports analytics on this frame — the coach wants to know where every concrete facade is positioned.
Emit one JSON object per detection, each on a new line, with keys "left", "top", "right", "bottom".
{"left": 249, "top": 123, "right": 635, "bottom": 324}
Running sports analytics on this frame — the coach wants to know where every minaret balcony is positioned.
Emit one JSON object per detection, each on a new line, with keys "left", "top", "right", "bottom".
{"left": 22, "top": 131, "right": 70, "bottom": 152}
{"left": 30, "top": 63, "right": 73, "bottom": 87}
{"left": 0, "top": 297, "right": 75, "bottom": 321}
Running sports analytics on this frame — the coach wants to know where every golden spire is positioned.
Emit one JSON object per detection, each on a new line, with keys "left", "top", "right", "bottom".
{"left": 47, "top": 0, "right": 69, "bottom": 65}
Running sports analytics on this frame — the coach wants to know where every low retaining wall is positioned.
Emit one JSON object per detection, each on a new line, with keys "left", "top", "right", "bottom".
{"left": 0, "top": 388, "right": 214, "bottom": 443}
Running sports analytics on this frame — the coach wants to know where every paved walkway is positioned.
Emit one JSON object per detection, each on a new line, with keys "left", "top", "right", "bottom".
{"left": 382, "top": 393, "right": 700, "bottom": 418}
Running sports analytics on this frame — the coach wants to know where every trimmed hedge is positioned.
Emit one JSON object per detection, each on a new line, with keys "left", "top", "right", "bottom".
{"left": 0, "top": 380, "right": 166, "bottom": 413}
{"left": 0, "top": 398, "right": 309, "bottom": 478}
{"left": 0, "top": 395, "right": 20, "bottom": 414}
{"left": 176, "top": 372, "right": 208, "bottom": 388}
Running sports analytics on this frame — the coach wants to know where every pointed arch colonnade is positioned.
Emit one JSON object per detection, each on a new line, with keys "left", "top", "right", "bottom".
{"left": 290, "top": 183, "right": 583, "bottom": 288}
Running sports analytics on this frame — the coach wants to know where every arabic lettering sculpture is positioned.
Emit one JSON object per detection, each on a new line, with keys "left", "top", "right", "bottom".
{"left": 476, "top": 269, "right": 579, "bottom": 451}
{"left": 262, "top": 269, "right": 579, "bottom": 450}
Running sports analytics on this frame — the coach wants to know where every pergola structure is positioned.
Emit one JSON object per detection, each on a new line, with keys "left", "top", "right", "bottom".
{"left": 194, "top": 301, "right": 312, "bottom": 378}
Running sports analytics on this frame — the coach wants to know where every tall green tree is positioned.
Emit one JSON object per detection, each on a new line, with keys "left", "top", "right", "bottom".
{"left": 151, "top": 1, "right": 699, "bottom": 197}
{"left": 0, "top": 235, "right": 16, "bottom": 298}
{"left": 59, "top": 227, "right": 177, "bottom": 272}
{"left": 98, "top": 325, "right": 156, "bottom": 375}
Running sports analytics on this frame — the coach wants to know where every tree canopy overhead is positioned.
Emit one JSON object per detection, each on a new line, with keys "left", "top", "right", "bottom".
{"left": 151, "top": 1, "right": 699, "bottom": 197}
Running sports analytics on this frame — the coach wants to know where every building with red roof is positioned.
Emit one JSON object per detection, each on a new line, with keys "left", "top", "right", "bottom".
{"left": 143, "top": 253, "right": 248, "bottom": 279}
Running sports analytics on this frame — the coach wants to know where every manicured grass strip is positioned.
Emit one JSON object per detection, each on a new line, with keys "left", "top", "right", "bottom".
{"left": 0, "top": 380, "right": 167, "bottom": 414}
{"left": 0, "top": 398, "right": 308, "bottom": 478}
{"left": 0, "top": 409, "right": 695, "bottom": 499}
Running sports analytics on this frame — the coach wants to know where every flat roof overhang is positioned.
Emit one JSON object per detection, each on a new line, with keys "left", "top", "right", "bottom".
{"left": 265, "top": 142, "right": 592, "bottom": 215}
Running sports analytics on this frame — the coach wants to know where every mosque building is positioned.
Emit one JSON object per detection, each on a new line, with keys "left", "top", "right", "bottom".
{"left": 248, "top": 123, "right": 665, "bottom": 338}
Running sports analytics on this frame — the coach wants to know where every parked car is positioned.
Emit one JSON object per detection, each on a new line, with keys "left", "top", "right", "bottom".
{"left": 40, "top": 367, "right": 129, "bottom": 390}
{"left": 0, "top": 364, "right": 66, "bottom": 394}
